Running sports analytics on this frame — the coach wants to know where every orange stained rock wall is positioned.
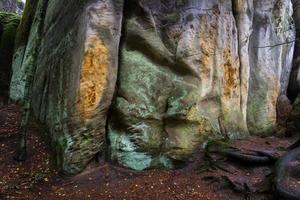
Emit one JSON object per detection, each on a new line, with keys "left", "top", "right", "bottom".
{"left": 78, "top": 36, "right": 109, "bottom": 117}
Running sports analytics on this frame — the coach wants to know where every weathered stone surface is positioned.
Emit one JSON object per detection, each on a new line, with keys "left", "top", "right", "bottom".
{"left": 9, "top": 0, "right": 38, "bottom": 102}
{"left": 0, "top": 12, "right": 20, "bottom": 97}
{"left": 109, "top": 0, "right": 243, "bottom": 170}
{"left": 233, "top": 0, "right": 253, "bottom": 125}
{"left": 10, "top": 0, "right": 123, "bottom": 175}
{"left": 107, "top": 0, "right": 294, "bottom": 170}
{"left": 247, "top": 0, "right": 295, "bottom": 135}
{"left": 9, "top": 0, "right": 296, "bottom": 173}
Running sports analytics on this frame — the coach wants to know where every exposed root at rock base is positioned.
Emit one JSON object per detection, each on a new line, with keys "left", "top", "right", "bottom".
{"left": 202, "top": 139, "right": 300, "bottom": 199}
{"left": 275, "top": 147, "right": 300, "bottom": 200}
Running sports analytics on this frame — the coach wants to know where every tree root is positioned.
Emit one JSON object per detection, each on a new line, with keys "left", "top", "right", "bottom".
{"left": 225, "top": 151, "right": 272, "bottom": 165}
{"left": 198, "top": 152, "right": 233, "bottom": 174}
{"left": 14, "top": 149, "right": 27, "bottom": 161}
{"left": 288, "top": 138, "right": 300, "bottom": 150}
{"left": 274, "top": 147, "right": 300, "bottom": 200}
{"left": 203, "top": 139, "right": 300, "bottom": 199}
{"left": 204, "top": 140, "right": 278, "bottom": 166}
{"left": 202, "top": 175, "right": 254, "bottom": 199}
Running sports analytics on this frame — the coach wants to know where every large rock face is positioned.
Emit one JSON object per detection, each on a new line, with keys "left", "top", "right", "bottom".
{"left": 247, "top": 0, "right": 294, "bottom": 135}
{"left": 108, "top": 0, "right": 247, "bottom": 170}
{"left": 9, "top": 0, "right": 295, "bottom": 173}
{"left": 108, "top": 0, "right": 295, "bottom": 170}
{"left": 10, "top": 0, "right": 123, "bottom": 175}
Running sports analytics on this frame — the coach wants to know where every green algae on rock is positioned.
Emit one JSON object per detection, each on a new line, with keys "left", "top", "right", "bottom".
{"left": 0, "top": 12, "right": 20, "bottom": 95}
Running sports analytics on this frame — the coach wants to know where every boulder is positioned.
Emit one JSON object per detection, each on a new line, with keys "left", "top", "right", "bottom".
{"left": 10, "top": 0, "right": 124, "bottom": 175}
{"left": 108, "top": 0, "right": 295, "bottom": 170}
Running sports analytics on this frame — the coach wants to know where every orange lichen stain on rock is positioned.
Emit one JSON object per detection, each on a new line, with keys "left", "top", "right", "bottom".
{"left": 186, "top": 105, "right": 212, "bottom": 135}
{"left": 223, "top": 49, "right": 238, "bottom": 97}
{"left": 199, "top": 39, "right": 213, "bottom": 71}
{"left": 78, "top": 36, "right": 109, "bottom": 117}
{"left": 199, "top": 15, "right": 217, "bottom": 84}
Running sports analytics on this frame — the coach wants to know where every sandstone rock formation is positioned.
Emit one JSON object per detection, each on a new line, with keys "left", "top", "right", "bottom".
{"left": 247, "top": 0, "right": 294, "bottom": 135}
{"left": 10, "top": 0, "right": 123, "bottom": 174}
{"left": 109, "top": 0, "right": 248, "bottom": 170}
{"left": 8, "top": 0, "right": 297, "bottom": 174}
{"left": 9, "top": 0, "right": 38, "bottom": 102}
{"left": 108, "top": 0, "right": 295, "bottom": 170}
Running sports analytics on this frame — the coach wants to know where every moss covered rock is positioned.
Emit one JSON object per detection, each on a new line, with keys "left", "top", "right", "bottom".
{"left": 9, "top": 0, "right": 39, "bottom": 101}
{"left": 0, "top": 12, "right": 20, "bottom": 96}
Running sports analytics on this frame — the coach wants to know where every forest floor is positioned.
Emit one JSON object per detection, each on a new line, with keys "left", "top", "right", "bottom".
{"left": 0, "top": 99, "right": 296, "bottom": 200}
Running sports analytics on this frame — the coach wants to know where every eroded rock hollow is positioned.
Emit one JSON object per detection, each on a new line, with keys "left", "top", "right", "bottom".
{"left": 6, "top": 0, "right": 299, "bottom": 174}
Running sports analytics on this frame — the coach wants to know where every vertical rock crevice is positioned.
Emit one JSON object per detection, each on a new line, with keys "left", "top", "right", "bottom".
{"left": 287, "top": 0, "right": 300, "bottom": 132}
{"left": 0, "top": 12, "right": 20, "bottom": 98}
{"left": 288, "top": 0, "right": 300, "bottom": 101}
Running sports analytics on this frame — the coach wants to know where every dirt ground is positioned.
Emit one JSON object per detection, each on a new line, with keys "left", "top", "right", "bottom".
{"left": 0, "top": 100, "right": 296, "bottom": 200}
